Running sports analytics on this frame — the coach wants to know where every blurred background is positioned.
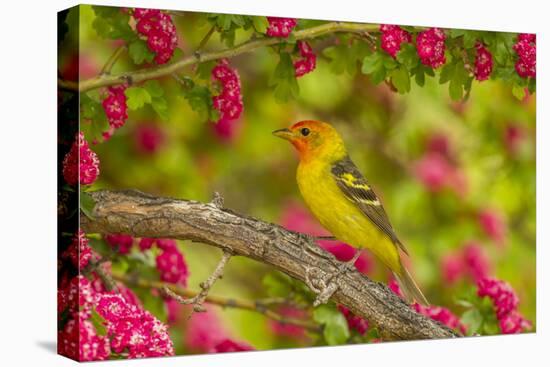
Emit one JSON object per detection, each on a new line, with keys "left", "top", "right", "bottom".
{"left": 60, "top": 5, "right": 535, "bottom": 354}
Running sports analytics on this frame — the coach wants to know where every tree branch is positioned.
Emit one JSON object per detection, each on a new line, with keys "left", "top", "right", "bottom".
{"left": 80, "top": 189, "right": 459, "bottom": 340}
{"left": 111, "top": 272, "right": 321, "bottom": 333}
{"left": 59, "top": 22, "right": 380, "bottom": 93}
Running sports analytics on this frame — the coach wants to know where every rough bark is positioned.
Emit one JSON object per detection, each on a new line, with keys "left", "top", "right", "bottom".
{"left": 80, "top": 189, "right": 459, "bottom": 340}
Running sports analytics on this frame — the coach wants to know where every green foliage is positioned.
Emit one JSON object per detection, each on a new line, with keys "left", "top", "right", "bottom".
{"left": 361, "top": 51, "right": 397, "bottom": 84}
{"left": 125, "top": 80, "right": 168, "bottom": 119}
{"left": 128, "top": 39, "right": 155, "bottom": 65}
{"left": 80, "top": 93, "right": 110, "bottom": 143}
{"left": 313, "top": 304, "right": 350, "bottom": 345}
{"left": 92, "top": 5, "right": 135, "bottom": 41}
{"left": 80, "top": 190, "right": 96, "bottom": 219}
{"left": 270, "top": 52, "right": 300, "bottom": 102}
{"left": 439, "top": 59, "right": 473, "bottom": 101}
{"left": 323, "top": 40, "right": 370, "bottom": 75}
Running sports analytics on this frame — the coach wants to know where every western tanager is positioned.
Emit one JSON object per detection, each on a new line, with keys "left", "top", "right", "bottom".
{"left": 273, "top": 120, "right": 428, "bottom": 305}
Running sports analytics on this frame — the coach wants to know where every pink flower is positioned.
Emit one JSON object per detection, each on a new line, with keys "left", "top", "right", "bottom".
{"left": 211, "top": 59, "right": 243, "bottom": 140}
{"left": 156, "top": 246, "right": 189, "bottom": 287}
{"left": 104, "top": 233, "right": 134, "bottom": 254}
{"left": 58, "top": 318, "right": 110, "bottom": 361}
{"left": 266, "top": 17, "right": 297, "bottom": 38}
{"left": 210, "top": 339, "right": 255, "bottom": 353}
{"left": 95, "top": 293, "right": 174, "bottom": 358}
{"left": 62, "top": 132, "right": 100, "bottom": 186}
{"left": 102, "top": 86, "right": 128, "bottom": 130}
{"left": 133, "top": 9, "right": 178, "bottom": 65}
{"left": 416, "top": 28, "right": 446, "bottom": 68}
{"left": 294, "top": 41, "right": 316, "bottom": 77}
{"left": 462, "top": 242, "right": 491, "bottom": 280}
{"left": 513, "top": 33, "right": 536, "bottom": 78}
{"left": 473, "top": 42, "right": 494, "bottom": 81}
{"left": 134, "top": 124, "right": 165, "bottom": 154}
{"left": 63, "top": 229, "right": 93, "bottom": 269}
{"left": 338, "top": 305, "right": 369, "bottom": 335}
{"left": 388, "top": 278, "right": 404, "bottom": 298}
{"left": 138, "top": 237, "right": 155, "bottom": 251}
{"left": 426, "top": 132, "right": 452, "bottom": 160}
{"left": 478, "top": 208, "right": 507, "bottom": 245}
{"left": 380, "top": 25, "right": 411, "bottom": 58}
{"left": 477, "top": 277, "right": 531, "bottom": 333}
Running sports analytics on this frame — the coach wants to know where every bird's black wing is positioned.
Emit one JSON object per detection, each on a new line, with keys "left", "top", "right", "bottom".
{"left": 331, "top": 156, "right": 408, "bottom": 255}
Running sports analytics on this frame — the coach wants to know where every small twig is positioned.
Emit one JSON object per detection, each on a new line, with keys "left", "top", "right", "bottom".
{"left": 89, "top": 259, "right": 119, "bottom": 292}
{"left": 165, "top": 250, "right": 232, "bottom": 313}
{"left": 113, "top": 271, "right": 320, "bottom": 332}
{"left": 195, "top": 25, "right": 216, "bottom": 58}
{"left": 100, "top": 45, "right": 127, "bottom": 75}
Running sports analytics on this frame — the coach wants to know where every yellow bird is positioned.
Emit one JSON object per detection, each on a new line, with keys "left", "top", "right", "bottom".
{"left": 273, "top": 120, "right": 428, "bottom": 305}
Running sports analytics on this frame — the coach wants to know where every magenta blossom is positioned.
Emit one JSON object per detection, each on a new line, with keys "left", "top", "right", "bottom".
{"left": 294, "top": 41, "right": 317, "bottom": 77}
{"left": 416, "top": 28, "right": 446, "bottom": 68}
{"left": 266, "top": 17, "right": 297, "bottom": 38}
{"left": 62, "top": 132, "right": 100, "bottom": 186}
{"left": 380, "top": 24, "right": 411, "bottom": 58}
{"left": 513, "top": 33, "right": 536, "bottom": 78}
{"left": 473, "top": 42, "right": 494, "bottom": 81}
{"left": 133, "top": 9, "right": 178, "bottom": 64}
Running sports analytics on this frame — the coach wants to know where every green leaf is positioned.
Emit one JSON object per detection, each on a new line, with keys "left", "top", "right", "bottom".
{"left": 128, "top": 39, "right": 155, "bottom": 65}
{"left": 361, "top": 52, "right": 387, "bottom": 84}
{"left": 449, "top": 29, "right": 467, "bottom": 39}
{"left": 463, "top": 31, "right": 479, "bottom": 48}
{"left": 182, "top": 84, "right": 215, "bottom": 120}
{"left": 151, "top": 97, "right": 169, "bottom": 120}
{"left": 313, "top": 304, "right": 350, "bottom": 345}
{"left": 92, "top": 5, "right": 135, "bottom": 41}
{"left": 390, "top": 66, "right": 411, "bottom": 94}
{"left": 144, "top": 80, "right": 164, "bottom": 98}
{"left": 439, "top": 62, "right": 455, "bottom": 84}
{"left": 461, "top": 308, "right": 483, "bottom": 336}
{"left": 90, "top": 310, "right": 107, "bottom": 336}
{"left": 80, "top": 191, "right": 96, "bottom": 219}
{"left": 512, "top": 84, "right": 526, "bottom": 100}
{"left": 270, "top": 53, "right": 299, "bottom": 102}
{"left": 396, "top": 43, "right": 419, "bottom": 69}
{"left": 449, "top": 76, "right": 463, "bottom": 100}
{"left": 133, "top": 287, "right": 168, "bottom": 323}
{"left": 196, "top": 60, "right": 217, "bottom": 80}
{"left": 324, "top": 41, "right": 370, "bottom": 75}
{"left": 125, "top": 87, "right": 152, "bottom": 110}
{"left": 251, "top": 16, "right": 269, "bottom": 33}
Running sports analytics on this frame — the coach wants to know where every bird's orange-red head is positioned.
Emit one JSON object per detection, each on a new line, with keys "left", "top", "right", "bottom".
{"left": 272, "top": 120, "right": 346, "bottom": 162}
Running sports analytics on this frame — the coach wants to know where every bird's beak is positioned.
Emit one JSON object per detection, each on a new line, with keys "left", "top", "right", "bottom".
{"left": 272, "top": 128, "right": 294, "bottom": 141}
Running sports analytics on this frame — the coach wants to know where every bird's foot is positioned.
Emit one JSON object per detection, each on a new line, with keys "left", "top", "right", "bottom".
{"left": 327, "top": 251, "right": 362, "bottom": 283}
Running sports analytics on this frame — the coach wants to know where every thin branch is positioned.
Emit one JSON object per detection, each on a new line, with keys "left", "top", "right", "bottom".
{"left": 59, "top": 22, "right": 380, "bottom": 93}
{"left": 100, "top": 45, "right": 128, "bottom": 75}
{"left": 195, "top": 25, "right": 216, "bottom": 57}
{"left": 81, "top": 189, "right": 459, "bottom": 340}
{"left": 165, "top": 250, "right": 232, "bottom": 313}
{"left": 112, "top": 272, "right": 320, "bottom": 332}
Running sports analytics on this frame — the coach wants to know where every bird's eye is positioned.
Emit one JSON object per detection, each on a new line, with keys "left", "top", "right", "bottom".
{"left": 300, "top": 128, "right": 310, "bottom": 136}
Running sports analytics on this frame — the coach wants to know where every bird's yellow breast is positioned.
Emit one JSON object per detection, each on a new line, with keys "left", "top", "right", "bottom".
{"left": 296, "top": 160, "right": 401, "bottom": 272}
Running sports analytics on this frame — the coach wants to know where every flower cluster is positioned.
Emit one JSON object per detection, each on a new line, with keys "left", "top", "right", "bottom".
{"left": 133, "top": 8, "right": 178, "bottom": 65}
{"left": 416, "top": 28, "right": 446, "bottom": 68}
{"left": 62, "top": 132, "right": 100, "bottom": 186}
{"left": 380, "top": 25, "right": 411, "bottom": 58}
{"left": 139, "top": 237, "right": 189, "bottom": 287}
{"left": 96, "top": 293, "right": 174, "bottom": 358}
{"left": 294, "top": 41, "right": 317, "bottom": 77}
{"left": 62, "top": 229, "right": 93, "bottom": 269}
{"left": 473, "top": 42, "right": 494, "bottom": 81}
{"left": 513, "top": 34, "right": 536, "bottom": 78}
{"left": 58, "top": 276, "right": 111, "bottom": 361}
{"left": 266, "top": 17, "right": 297, "bottom": 38}
{"left": 105, "top": 233, "right": 134, "bottom": 254}
{"left": 211, "top": 59, "right": 244, "bottom": 137}
{"left": 477, "top": 277, "right": 531, "bottom": 334}
{"left": 338, "top": 305, "right": 369, "bottom": 335}
{"left": 412, "top": 303, "right": 467, "bottom": 334}
{"left": 441, "top": 241, "right": 491, "bottom": 284}
{"left": 102, "top": 85, "right": 128, "bottom": 132}
{"left": 478, "top": 208, "right": 507, "bottom": 245}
